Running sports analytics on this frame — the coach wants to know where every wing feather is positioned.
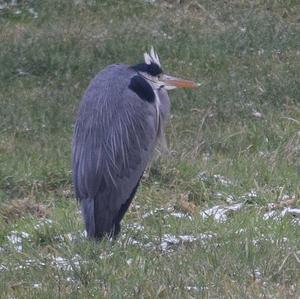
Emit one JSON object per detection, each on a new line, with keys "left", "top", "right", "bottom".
{"left": 72, "top": 65, "right": 157, "bottom": 213}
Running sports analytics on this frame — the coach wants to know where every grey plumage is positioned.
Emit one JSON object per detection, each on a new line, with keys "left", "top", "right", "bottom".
{"left": 72, "top": 49, "right": 198, "bottom": 240}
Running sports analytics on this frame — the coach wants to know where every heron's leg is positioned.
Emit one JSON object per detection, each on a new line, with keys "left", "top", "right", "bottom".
{"left": 112, "top": 222, "right": 121, "bottom": 238}
{"left": 115, "top": 180, "right": 141, "bottom": 224}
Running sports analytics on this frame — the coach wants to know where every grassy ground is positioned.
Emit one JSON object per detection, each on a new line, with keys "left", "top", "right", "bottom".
{"left": 0, "top": 0, "right": 300, "bottom": 298}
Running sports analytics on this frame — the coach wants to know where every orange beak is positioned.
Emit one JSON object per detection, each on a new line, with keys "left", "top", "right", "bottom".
{"left": 162, "top": 74, "right": 200, "bottom": 89}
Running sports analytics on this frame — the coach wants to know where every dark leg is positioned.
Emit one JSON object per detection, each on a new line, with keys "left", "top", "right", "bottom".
{"left": 112, "top": 179, "right": 141, "bottom": 237}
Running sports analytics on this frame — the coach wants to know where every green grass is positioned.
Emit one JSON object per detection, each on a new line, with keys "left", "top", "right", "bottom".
{"left": 0, "top": 0, "right": 300, "bottom": 297}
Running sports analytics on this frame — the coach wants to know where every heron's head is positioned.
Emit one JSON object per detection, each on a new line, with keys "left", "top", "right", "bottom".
{"left": 132, "top": 47, "right": 199, "bottom": 91}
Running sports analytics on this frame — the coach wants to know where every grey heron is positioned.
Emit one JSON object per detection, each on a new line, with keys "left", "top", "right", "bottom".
{"left": 72, "top": 48, "right": 198, "bottom": 240}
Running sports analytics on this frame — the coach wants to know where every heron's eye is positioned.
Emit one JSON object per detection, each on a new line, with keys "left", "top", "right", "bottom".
{"left": 157, "top": 74, "right": 163, "bottom": 80}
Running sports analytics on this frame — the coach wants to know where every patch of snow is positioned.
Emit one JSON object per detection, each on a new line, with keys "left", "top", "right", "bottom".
{"left": 7, "top": 231, "right": 30, "bottom": 252}
{"left": 263, "top": 210, "right": 278, "bottom": 220}
{"left": 178, "top": 235, "right": 198, "bottom": 242}
{"left": 59, "top": 231, "right": 86, "bottom": 242}
{"left": 33, "top": 283, "right": 42, "bottom": 289}
{"left": 99, "top": 252, "right": 114, "bottom": 259}
{"left": 197, "top": 171, "right": 209, "bottom": 182}
{"left": 14, "top": 258, "right": 45, "bottom": 270}
{"left": 212, "top": 192, "right": 237, "bottom": 203}
{"left": 282, "top": 207, "right": 300, "bottom": 217}
{"left": 28, "top": 7, "right": 38, "bottom": 18}
{"left": 34, "top": 219, "right": 53, "bottom": 229}
{"left": 7, "top": 232, "right": 21, "bottom": 244}
{"left": 186, "top": 285, "right": 199, "bottom": 291}
{"left": 254, "top": 269, "right": 262, "bottom": 281}
{"left": 235, "top": 228, "right": 245, "bottom": 234}
{"left": 66, "top": 277, "right": 75, "bottom": 282}
{"left": 126, "top": 258, "right": 133, "bottom": 266}
{"left": 143, "top": 241, "right": 155, "bottom": 249}
{"left": 65, "top": 233, "right": 76, "bottom": 241}
{"left": 281, "top": 194, "right": 292, "bottom": 201}
{"left": 197, "top": 172, "right": 234, "bottom": 186}
{"left": 132, "top": 204, "right": 141, "bottom": 210}
{"left": 52, "top": 256, "right": 69, "bottom": 270}
{"left": 125, "top": 237, "right": 141, "bottom": 246}
{"left": 160, "top": 238, "right": 179, "bottom": 251}
{"left": 51, "top": 254, "right": 82, "bottom": 271}
{"left": 292, "top": 218, "right": 300, "bottom": 225}
{"left": 159, "top": 233, "right": 215, "bottom": 251}
{"left": 142, "top": 208, "right": 166, "bottom": 218}
{"left": 169, "top": 212, "right": 193, "bottom": 220}
{"left": 142, "top": 211, "right": 152, "bottom": 218}
{"left": 213, "top": 174, "right": 233, "bottom": 186}
{"left": 226, "top": 194, "right": 235, "bottom": 204}
{"left": 20, "top": 231, "right": 30, "bottom": 238}
{"left": 0, "top": 264, "right": 8, "bottom": 272}
{"left": 243, "top": 190, "right": 258, "bottom": 198}
{"left": 1, "top": 258, "right": 46, "bottom": 272}
{"left": 202, "top": 152, "right": 211, "bottom": 161}
{"left": 142, "top": 207, "right": 191, "bottom": 220}
{"left": 120, "top": 232, "right": 215, "bottom": 252}
{"left": 17, "top": 68, "right": 30, "bottom": 76}
{"left": 252, "top": 110, "right": 263, "bottom": 118}
{"left": 214, "top": 192, "right": 224, "bottom": 199}
{"left": 201, "top": 203, "right": 243, "bottom": 222}
{"left": 170, "top": 212, "right": 187, "bottom": 218}
{"left": 126, "top": 223, "right": 145, "bottom": 231}
{"left": 263, "top": 207, "right": 300, "bottom": 224}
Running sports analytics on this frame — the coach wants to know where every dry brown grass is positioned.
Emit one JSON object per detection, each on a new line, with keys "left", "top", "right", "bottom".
{"left": 0, "top": 197, "right": 50, "bottom": 223}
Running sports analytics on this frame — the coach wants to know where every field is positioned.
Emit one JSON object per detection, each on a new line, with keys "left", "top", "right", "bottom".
{"left": 0, "top": 0, "right": 300, "bottom": 298}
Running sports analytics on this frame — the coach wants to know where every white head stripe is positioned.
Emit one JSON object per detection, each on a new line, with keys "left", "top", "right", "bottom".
{"left": 144, "top": 46, "right": 161, "bottom": 66}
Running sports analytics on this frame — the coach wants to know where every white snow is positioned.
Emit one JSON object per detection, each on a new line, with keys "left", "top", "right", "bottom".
{"left": 33, "top": 283, "right": 42, "bottom": 289}
{"left": 213, "top": 174, "right": 233, "bottom": 186}
{"left": 142, "top": 207, "right": 192, "bottom": 220}
{"left": 201, "top": 203, "right": 243, "bottom": 222}
{"left": 7, "top": 231, "right": 31, "bottom": 252}
{"left": 51, "top": 254, "right": 82, "bottom": 271}
{"left": 263, "top": 207, "right": 300, "bottom": 224}
{"left": 159, "top": 233, "right": 215, "bottom": 251}
{"left": 34, "top": 219, "right": 53, "bottom": 229}
{"left": 0, "top": 264, "right": 8, "bottom": 272}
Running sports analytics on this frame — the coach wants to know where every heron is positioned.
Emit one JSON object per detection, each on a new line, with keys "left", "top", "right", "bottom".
{"left": 72, "top": 47, "right": 198, "bottom": 240}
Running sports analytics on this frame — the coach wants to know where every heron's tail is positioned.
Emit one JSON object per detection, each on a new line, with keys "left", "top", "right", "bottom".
{"left": 80, "top": 198, "right": 95, "bottom": 238}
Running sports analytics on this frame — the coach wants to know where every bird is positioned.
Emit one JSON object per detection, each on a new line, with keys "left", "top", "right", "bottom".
{"left": 72, "top": 47, "right": 198, "bottom": 240}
